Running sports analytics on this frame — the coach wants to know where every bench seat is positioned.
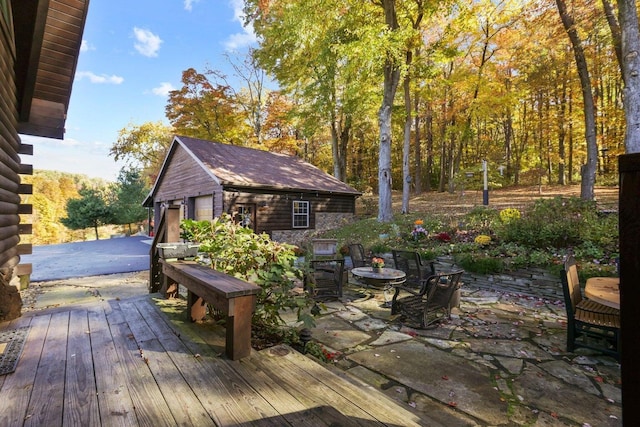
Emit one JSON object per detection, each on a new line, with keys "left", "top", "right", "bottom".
{"left": 159, "top": 260, "right": 261, "bottom": 360}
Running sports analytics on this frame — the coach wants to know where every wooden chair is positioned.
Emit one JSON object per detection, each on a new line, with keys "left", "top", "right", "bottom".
{"left": 391, "top": 249, "right": 436, "bottom": 289}
{"left": 349, "top": 244, "right": 370, "bottom": 268}
{"left": 305, "top": 259, "right": 345, "bottom": 300}
{"left": 391, "top": 270, "right": 464, "bottom": 328}
{"left": 560, "top": 255, "right": 620, "bottom": 360}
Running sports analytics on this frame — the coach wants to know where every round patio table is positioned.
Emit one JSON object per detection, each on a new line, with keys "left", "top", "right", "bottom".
{"left": 351, "top": 267, "right": 406, "bottom": 305}
{"left": 585, "top": 276, "right": 620, "bottom": 310}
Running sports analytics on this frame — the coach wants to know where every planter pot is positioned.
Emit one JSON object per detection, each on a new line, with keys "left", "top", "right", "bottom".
{"left": 157, "top": 242, "right": 200, "bottom": 259}
{"left": 372, "top": 267, "right": 384, "bottom": 274}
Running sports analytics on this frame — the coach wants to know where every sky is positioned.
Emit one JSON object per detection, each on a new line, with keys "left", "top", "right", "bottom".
{"left": 21, "top": 0, "right": 257, "bottom": 181}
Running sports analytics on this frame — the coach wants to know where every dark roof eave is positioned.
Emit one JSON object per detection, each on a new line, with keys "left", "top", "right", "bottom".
{"left": 220, "top": 182, "right": 362, "bottom": 196}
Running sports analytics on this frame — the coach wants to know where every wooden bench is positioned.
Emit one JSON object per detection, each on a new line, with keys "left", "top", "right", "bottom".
{"left": 159, "top": 259, "right": 261, "bottom": 360}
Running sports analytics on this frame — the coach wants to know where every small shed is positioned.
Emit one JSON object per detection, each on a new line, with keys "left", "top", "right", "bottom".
{"left": 143, "top": 136, "right": 361, "bottom": 244}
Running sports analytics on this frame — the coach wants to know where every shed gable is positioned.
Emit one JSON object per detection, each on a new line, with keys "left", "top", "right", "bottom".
{"left": 155, "top": 144, "right": 219, "bottom": 202}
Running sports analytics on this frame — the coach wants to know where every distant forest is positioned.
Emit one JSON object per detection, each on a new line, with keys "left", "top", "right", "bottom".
{"left": 20, "top": 170, "right": 139, "bottom": 245}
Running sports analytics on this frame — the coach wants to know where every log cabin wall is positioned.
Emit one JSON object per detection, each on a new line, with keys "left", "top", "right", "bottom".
{"left": 223, "top": 190, "right": 356, "bottom": 238}
{"left": 0, "top": 1, "right": 24, "bottom": 286}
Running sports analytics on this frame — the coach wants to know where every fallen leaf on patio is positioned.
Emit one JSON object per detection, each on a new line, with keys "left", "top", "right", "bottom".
{"left": 374, "top": 353, "right": 380, "bottom": 357}
{"left": 550, "top": 412, "right": 558, "bottom": 418}
{"left": 408, "top": 401, "right": 416, "bottom": 408}
{"left": 609, "top": 415, "right": 618, "bottom": 419}
{"left": 194, "top": 353, "right": 201, "bottom": 358}
{"left": 607, "top": 398, "right": 615, "bottom": 403}
{"left": 442, "top": 375, "right": 449, "bottom": 380}
{"left": 594, "top": 376, "right": 603, "bottom": 382}
{"left": 448, "top": 401, "right": 457, "bottom": 407}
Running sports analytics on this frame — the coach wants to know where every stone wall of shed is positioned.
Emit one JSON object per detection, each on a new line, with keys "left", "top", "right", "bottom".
{"left": 272, "top": 212, "right": 355, "bottom": 247}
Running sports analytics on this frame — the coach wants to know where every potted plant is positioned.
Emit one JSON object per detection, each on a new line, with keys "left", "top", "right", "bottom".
{"left": 371, "top": 257, "right": 385, "bottom": 273}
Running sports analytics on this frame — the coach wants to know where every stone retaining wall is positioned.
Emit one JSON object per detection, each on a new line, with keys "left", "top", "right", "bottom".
{"left": 435, "top": 256, "right": 563, "bottom": 301}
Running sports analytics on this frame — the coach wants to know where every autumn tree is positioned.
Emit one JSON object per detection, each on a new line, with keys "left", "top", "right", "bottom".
{"left": 261, "top": 91, "right": 301, "bottom": 155}
{"left": 246, "top": 0, "right": 380, "bottom": 182}
{"left": 555, "top": 0, "right": 597, "bottom": 200}
{"left": 209, "top": 51, "right": 268, "bottom": 146}
{"left": 110, "top": 121, "right": 173, "bottom": 186}
{"left": 166, "top": 68, "right": 251, "bottom": 145}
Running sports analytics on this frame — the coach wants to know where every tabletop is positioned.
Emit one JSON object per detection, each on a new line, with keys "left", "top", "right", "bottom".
{"left": 585, "top": 276, "right": 620, "bottom": 310}
{"left": 351, "top": 266, "right": 406, "bottom": 283}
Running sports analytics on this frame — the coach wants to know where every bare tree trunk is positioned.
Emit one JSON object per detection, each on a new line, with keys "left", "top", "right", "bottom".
{"left": 619, "top": 0, "right": 640, "bottom": 152}
{"left": 413, "top": 88, "right": 422, "bottom": 194}
{"left": 424, "top": 100, "right": 433, "bottom": 192}
{"left": 402, "top": 65, "right": 412, "bottom": 214}
{"left": 378, "top": 0, "right": 401, "bottom": 222}
{"left": 556, "top": 0, "right": 597, "bottom": 200}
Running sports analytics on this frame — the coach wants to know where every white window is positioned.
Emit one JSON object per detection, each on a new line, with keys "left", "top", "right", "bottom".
{"left": 292, "top": 201, "right": 309, "bottom": 228}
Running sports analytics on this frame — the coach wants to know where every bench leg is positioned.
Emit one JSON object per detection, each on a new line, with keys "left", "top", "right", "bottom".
{"left": 188, "top": 291, "right": 207, "bottom": 322}
{"left": 161, "top": 276, "right": 179, "bottom": 298}
{"left": 226, "top": 295, "right": 255, "bottom": 360}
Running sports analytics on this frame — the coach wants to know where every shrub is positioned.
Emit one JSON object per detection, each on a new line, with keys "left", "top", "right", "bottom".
{"left": 455, "top": 253, "right": 504, "bottom": 274}
{"left": 180, "top": 215, "right": 314, "bottom": 332}
{"left": 474, "top": 234, "right": 492, "bottom": 245}
{"left": 499, "top": 208, "right": 521, "bottom": 224}
{"left": 463, "top": 206, "right": 501, "bottom": 234}
{"left": 498, "top": 197, "right": 603, "bottom": 248}
{"left": 370, "top": 241, "right": 391, "bottom": 254}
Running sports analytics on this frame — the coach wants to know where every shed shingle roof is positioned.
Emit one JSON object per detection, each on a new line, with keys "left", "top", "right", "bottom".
{"left": 177, "top": 135, "right": 361, "bottom": 195}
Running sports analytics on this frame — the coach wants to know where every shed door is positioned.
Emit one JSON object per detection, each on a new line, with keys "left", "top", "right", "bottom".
{"left": 194, "top": 195, "right": 213, "bottom": 220}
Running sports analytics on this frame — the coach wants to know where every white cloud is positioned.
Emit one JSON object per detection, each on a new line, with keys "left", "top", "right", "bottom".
{"left": 152, "top": 82, "right": 175, "bottom": 97}
{"left": 76, "top": 71, "right": 124, "bottom": 84}
{"left": 184, "top": 0, "right": 200, "bottom": 11}
{"left": 224, "top": 0, "right": 257, "bottom": 50}
{"left": 80, "top": 39, "right": 95, "bottom": 53}
{"left": 224, "top": 32, "right": 257, "bottom": 51}
{"left": 133, "top": 27, "right": 162, "bottom": 57}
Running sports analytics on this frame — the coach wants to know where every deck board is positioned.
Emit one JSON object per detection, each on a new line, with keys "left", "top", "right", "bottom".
{"left": 0, "top": 315, "right": 50, "bottom": 426}
{"left": 0, "top": 294, "right": 427, "bottom": 426}
{"left": 117, "top": 300, "right": 214, "bottom": 426}
{"left": 25, "top": 312, "right": 68, "bottom": 427}
{"left": 87, "top": 306, "right": 138, "bottom": 426}
{"left": 133, "top": 298, "right": 287, "bottom": 426}
{"left": 63, "top": 310, "right": 100, "bottom": 426}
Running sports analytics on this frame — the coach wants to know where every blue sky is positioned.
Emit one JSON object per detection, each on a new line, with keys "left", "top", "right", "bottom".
{"left": 21, "top": 0, "right": 256, "bottom": 181}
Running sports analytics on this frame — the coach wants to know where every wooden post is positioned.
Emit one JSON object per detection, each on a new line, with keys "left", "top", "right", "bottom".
{"left": 619, "top": 153, "right": 640, "bottom": 425}
{"left": 166, "top": 206, "right": 181, "bottom": 242}
{"left": 226, "top": 295, "right": 255, "bottom": 360}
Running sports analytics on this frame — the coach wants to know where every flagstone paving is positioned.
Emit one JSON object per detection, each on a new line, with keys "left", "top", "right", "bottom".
{"left": 306, "top": 279, "right": 622, "bottom": 426}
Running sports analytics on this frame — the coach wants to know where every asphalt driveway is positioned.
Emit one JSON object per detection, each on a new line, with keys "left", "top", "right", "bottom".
{"left": 21, "top": 235, "right": 152, "bottom": 282}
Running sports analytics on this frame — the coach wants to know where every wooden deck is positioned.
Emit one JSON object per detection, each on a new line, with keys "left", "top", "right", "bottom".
{"left": 0, "top": 294, "right": 425, "bottom": 426}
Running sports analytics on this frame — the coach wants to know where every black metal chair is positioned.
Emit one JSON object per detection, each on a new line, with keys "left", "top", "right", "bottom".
{"left": 391, "top": 270, "right": 464, "bottom": 328}
{"left": 304, "top": 259, "right": 345, "bottom": 300}
{"left": 349, "top": 244, "right": 370, "bottom": 268}
{"left": 391, "top": 249, "right": 436, "bottom": 289}
{"left": 560, "top": 255, "right": 620, "bottom": 360}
